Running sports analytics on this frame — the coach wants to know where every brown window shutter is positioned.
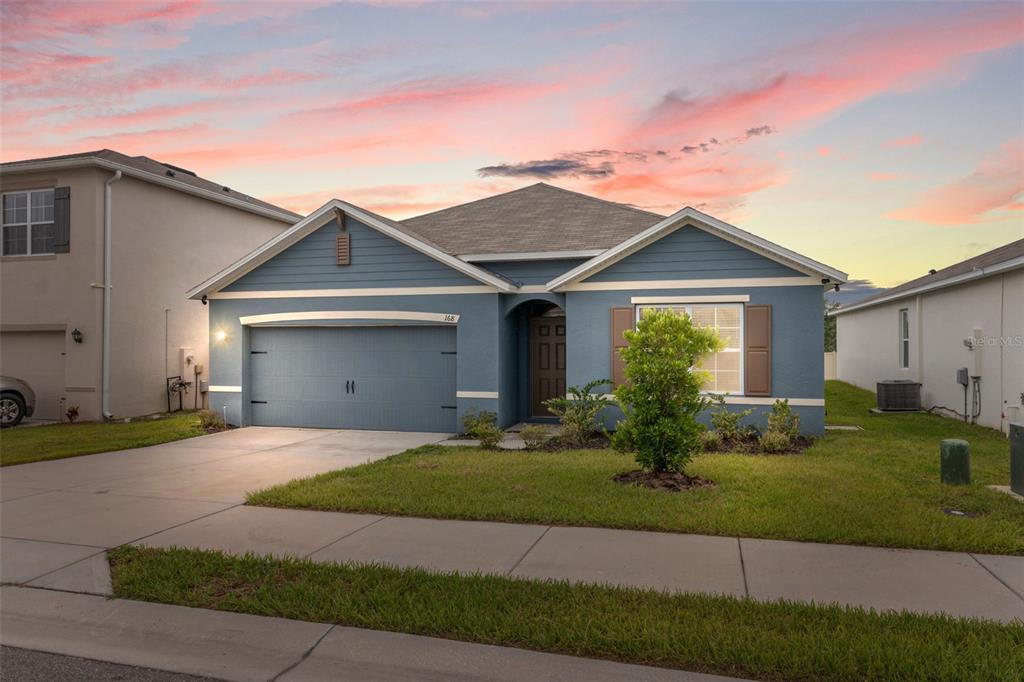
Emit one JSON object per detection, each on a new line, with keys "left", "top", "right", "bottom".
{"left": 336, "top": 233, "right": 350, "bottom": 265}
{"left": 52, "top": 186, "right": 71, "bottom": 253}
{"left": 610, "top": 307, "right": 633, "bottom": 386}
{"left": 745, "top": 304, "right": 771, "bottom": 396}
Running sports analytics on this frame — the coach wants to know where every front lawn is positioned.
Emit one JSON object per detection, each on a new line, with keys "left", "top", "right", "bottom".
{"left": 110, "top": 546, "right": 1024, "bottom": 682}
{"left": 0, "top": 412, "right": 208, "bottom": 466}
{"left": 250, "top": 381, "right": 1024, "bottom": 554}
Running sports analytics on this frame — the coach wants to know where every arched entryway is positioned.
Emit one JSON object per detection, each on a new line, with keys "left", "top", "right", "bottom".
{"left": 504, "top": 299, "right": 565, "bottom": 422}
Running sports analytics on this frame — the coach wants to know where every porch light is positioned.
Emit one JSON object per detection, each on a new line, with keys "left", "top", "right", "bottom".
{"left": 214, "top": 329, "right": 227, "bottom": 343}
{"left": 71, "top": 328, "right": 83, "bottom": 344}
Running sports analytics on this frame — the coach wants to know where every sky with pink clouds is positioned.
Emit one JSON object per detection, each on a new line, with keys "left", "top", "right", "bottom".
{"left": 2, "top": 0, "right": 1022, "bottom": 288}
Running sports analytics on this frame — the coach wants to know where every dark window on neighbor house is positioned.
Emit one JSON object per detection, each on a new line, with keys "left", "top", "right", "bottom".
{"left": 899, "top": 308, "right": 910, "bottom": 369}
{"left": 2, "top": 189, "right": 54, "bottom": 256}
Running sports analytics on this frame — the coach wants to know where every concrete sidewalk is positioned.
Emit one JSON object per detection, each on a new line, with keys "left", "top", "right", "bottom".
{"left": 131, "top": 508, "right": 1024, "bottom": 623}
{"left": 0, "top": 586, "right": 737, "bottom": 682}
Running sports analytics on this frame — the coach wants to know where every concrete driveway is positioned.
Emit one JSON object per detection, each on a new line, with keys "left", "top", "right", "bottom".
{"left": 0, "top": 427, "right": 447, "bottom": 589}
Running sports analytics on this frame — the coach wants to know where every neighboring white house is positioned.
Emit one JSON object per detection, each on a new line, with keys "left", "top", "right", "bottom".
{"left": 833, "top": 239, "right": 1023, "bottom": 434}
{"left": 0, "top": 150, "right": 298, "bottom": 422}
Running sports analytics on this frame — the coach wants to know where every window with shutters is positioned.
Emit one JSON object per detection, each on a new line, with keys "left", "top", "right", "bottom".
{"left": 636, "top": 303, "right": 744, "bottom": 394}
{"left": 2, "top": 189, "right": 54, "bottom": 256}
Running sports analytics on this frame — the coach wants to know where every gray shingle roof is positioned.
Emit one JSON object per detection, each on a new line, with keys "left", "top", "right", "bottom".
{"left": 1, "top": 149, "right": 299, "bottom": 219}
{"left": 400, "top": 183, "right": 665, "bottom": 255}
{"left": 846, "top": 238, "right": 1024, "bottom": 308}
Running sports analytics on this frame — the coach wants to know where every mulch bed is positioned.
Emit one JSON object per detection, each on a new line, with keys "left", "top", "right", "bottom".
{"left": 612, "top": 470, "right": 716, "bottom": 492}
{"left": 709, "top": 434, "right": 814, "bottom": 455}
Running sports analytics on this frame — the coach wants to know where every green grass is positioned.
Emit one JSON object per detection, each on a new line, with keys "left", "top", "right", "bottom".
{"left": 110, "top": 546, "right": 1024, "bottom": 682}
{"left": 0, "top": 412, "right": 207, "bottom": 466}
{"left": 249, "top": 381, "right": 1024, "bottom": 555}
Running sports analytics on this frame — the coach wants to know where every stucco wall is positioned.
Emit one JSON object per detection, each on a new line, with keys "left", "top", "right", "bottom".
{"left": 2, "top": 167, "right": 106, "bottom": 420}
{"left": 0, "top": 167, "right": 289, "bottom": 420}
{"left": 836, "top": 270, "right": 1023, "bottom": 432}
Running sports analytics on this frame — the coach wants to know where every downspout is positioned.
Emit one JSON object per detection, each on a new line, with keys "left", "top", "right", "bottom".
{"left": 101, "top": 170, "right": 122, "bottom": 419}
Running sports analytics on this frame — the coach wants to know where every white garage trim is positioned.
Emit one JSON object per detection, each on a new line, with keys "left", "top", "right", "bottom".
{"left": 209, "top": 385, "right": 242, "bottom": 393}
{"left": 239, "top": 311, "right": 460, "bottom": 325}
{"left": 211, "top": 285, "right": 495, "bottom": 299}
{"left": 456, "top": 391, "right": 499, "bottom": 399}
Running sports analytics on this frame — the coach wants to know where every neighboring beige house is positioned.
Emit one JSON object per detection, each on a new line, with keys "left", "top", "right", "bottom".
{"left": 833, "top": 239, "right": 1024, "bottom": 433}
{"left": 0, "top": 150, "right": 298, "bottom": 422}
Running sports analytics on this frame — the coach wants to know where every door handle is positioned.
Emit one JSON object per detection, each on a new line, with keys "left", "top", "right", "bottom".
{"left": 351, "top": 380, "right": 355, "bottom": 394}
{"left": 346, "top": 380, "right": 351, "bottom": 394}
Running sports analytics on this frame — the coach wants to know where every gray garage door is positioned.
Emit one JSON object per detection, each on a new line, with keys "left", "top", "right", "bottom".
{"left": 249, "top": 325, "right": 457, "bottom": 432}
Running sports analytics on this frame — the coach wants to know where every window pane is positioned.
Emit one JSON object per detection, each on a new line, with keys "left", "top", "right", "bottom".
{"left": 3, "top": 224, "right": 27, "bottom": 255}
{"left": 30, "top": 190, "right": 54, "bottom": 223}
{"left": 716, "top": 370, "right": 742, "bottom": 393}
{"left": 31, "top": 222, "right": 55, "bottom": 254}
{"left": 3, "top": 193, "right": 27, "bottom": 224}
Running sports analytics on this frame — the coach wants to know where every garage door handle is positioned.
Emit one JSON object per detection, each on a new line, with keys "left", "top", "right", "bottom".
{"left": 345, "top": 380, "right": 351, "bottom": 394}
{"left": 351, "top": 380, "right": 356, "bottom": 394}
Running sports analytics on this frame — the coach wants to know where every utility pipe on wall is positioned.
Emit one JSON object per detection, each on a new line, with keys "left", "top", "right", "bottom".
{"left": 101, "top": 170, "right": 122, "bottom": 419}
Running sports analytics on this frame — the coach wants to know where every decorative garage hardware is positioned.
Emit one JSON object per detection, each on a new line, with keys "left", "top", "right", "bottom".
{"left": 251, "top": 400, "right": 268, "bottom": 404}
{"left": 441, "top": 351, "right": 457, "bottom": 355}
{"left": 250, "top": 350, "right": 267, "bottom": 354}
{"left": 441, "top": 405, "right": 457, "bottom": 409}
{"left": 336, "top": 233, "right": 350, "bottom": 265}
{"left": 239, "top": 311, "right": 461, "bottom": 325}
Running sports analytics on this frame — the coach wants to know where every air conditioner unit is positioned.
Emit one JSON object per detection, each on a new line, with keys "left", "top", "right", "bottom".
{"left": 876, "top": 380, "right": 922, "bottom": 411}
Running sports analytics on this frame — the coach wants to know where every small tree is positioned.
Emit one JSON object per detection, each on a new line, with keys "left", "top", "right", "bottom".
{"left": 612, "top": 309, "right": 722, "bottom": 473}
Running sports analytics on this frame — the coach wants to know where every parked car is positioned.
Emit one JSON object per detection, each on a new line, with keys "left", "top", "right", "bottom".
{"left": 0, "top": 376, "right": 36, "bottom": 428}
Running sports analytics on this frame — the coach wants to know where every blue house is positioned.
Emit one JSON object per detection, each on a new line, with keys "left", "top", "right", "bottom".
{"left": 189, "top": 184, "right": 846, "bottom": 435}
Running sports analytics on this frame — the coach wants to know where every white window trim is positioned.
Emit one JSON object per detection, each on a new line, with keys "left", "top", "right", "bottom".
{"left": 898, "top": 308, "right": 910, "bottom": 370}
{"left": 634, "top": 302, "right": 745, "bottom": 395}
{"left": 2, "top": 189, "right": 55, "bottom": 257}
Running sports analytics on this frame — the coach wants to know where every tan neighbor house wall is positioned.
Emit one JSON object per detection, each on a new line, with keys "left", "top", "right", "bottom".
{"left": 1, "top": 167, "right": 106, "bottom": 420}
{"left": 0, "top": 165, "right": 289, "bottom": 421}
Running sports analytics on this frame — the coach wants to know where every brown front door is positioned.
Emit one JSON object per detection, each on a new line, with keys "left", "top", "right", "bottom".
{"left": 530, "top": 316, "right": 566, "bottom": 417}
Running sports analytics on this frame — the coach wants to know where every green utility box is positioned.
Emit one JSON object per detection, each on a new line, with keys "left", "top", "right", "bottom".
{"left": 1010, "top": 422, "right": 1023, "bottom": 496}
{"left": 941, "top": 439, "right": 970, "bottom": 485}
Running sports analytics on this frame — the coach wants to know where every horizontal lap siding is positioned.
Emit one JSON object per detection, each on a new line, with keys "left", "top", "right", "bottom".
{"left": 585, "top": 226, "right": 804, "bottom": 281}
{"left": 224, "top": 218, "right": 477, "bottom": 291}
{"left": 565, "top": 286, "right": 825, "bottom": 434}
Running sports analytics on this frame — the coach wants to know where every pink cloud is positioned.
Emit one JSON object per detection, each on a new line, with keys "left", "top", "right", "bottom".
{"left": 0, "top": 0, "right": 215, "bottom": 42}
{"left": 885, "top": 134, "right": 924, "bottom": 148}
{"left": 817, "top": 145, "right": 833, "bottom": 157}
{"left": 887, "top": 138, "right": 1023, "bottom": 225}
{"left": 868, "top": 172, "right": 900, "bottom": 182}
{"left": 637, "top": 6, "right": 1022, "bottom": 144}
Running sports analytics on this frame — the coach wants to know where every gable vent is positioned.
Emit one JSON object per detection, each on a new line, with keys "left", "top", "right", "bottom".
{"left": 336, "top": 234, "right": 351, "bottom": 265}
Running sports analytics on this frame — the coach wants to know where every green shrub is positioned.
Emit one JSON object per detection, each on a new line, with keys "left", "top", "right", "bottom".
{"left": 611, "top": 309, "right": 722, "bottom": 473}
{"left": 462, "top": 410, "right": 496, "bottom": 436}
{"left": 474, "top": 422, "right": 504, "bottom": 449}
{"left": 543, "top": 379, "right": 611, "bottom": 446}
{"left": 518, "top": 424, "right": 550, "bottom": 450}
{"left": 759, "top": 431, "right": 791, "bottom": 453}
{"left": 708, "top": 396, "right": 754, "bottom": 441}
{"left": 463, "top": 410, "right": 503, "bottom": 449}
{"left": 699, "top": 429, "right": 723, "bottom": 452}
{"left": 197, "top": 410, "right": 226, "bottom": 430}
{"left": 767, "top": 399, "right": 800, "bottom": 442}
